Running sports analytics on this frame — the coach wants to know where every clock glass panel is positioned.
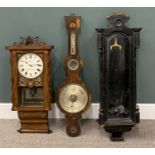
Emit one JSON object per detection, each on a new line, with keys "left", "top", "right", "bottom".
{"left": 107, "top": 33, "right": 130, "bottom": 118}
{"left": 19, "top": 87, "right": 44, "bottom": 106}
{"left": 18, "top": 53, "right": 43, "bottom": 79}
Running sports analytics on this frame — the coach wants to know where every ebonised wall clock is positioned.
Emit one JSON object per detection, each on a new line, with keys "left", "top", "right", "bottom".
{"left": 6, "top": 36, "right": 54, "bottom": 133}
{"left": 96, "top": 13, "right": 142, "bottom": 141}
{"left": 57, "top": 15, "right": 92, "bottom": 137}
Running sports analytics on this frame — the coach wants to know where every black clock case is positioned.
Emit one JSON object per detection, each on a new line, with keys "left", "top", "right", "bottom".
{"left": 96, "top": 14, "right": 142, "bottom": 141}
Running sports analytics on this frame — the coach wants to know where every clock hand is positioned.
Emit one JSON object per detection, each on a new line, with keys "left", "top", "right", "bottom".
{"left": 31, "top": 64, "right": 41, "bottom": 67}
{"left": 21, "top": 60, "right": 28, "bottom": 64}
{"left": 28, "top": 64, "right": 42, "bottom": 67}
{"left": 36, "top": 64, "right": 42, "bottom": 67}
{"left": 21, "top": 61, "right": 34, "bottom": 67}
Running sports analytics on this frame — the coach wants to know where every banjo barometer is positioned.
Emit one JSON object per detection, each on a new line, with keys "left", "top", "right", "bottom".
{"left": 57, "top": 15, "right": 92, "bottom": 137}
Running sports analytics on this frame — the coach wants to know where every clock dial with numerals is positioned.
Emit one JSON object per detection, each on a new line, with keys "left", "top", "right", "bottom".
{"left": 18, "top": 53, "right": 43, "bottom": 79}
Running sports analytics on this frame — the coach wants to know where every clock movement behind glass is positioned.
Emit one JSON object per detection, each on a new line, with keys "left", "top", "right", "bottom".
{"left": 57, "top": 15, "right": 92, "bottom": 137}
{"left": 6, "top": 36, "right": 53, "bottom": 133}
{"left": 96, "top": 13, "right": 141, "bottom": 141}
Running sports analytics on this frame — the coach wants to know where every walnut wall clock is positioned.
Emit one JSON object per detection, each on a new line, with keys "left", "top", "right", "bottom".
{"left": 6, "top": 36, "right": 54, "bottom": 133}
{"left": 96, "top": 13, "right": 142, "bottom": 141}
{"left": 57, "top": 15, "right": 92, "bottom": 137}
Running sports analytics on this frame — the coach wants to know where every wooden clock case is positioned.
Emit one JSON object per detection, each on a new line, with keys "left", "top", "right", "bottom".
{"left": 6, "top": 36, "right": 54, "bottom": 133}
{"left": 96, "top": 13, "right": 142, "bottom": 141}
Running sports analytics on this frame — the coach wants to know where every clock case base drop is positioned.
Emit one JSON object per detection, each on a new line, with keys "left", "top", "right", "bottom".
{"left": 6, "top": 36, "right": 53, "bottom": 133}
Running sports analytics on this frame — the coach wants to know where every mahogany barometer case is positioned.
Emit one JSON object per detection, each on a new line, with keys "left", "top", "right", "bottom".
{"left": 57, "top": 15, "right": 92, "bottom": 137}
{"left": 96, "top": 13, "right": 141, "bottom": 141}
{"left": 6, "top": 36, "right": 53, "bottom": 133}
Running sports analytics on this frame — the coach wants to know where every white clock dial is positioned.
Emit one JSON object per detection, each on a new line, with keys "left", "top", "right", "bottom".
{"left": 18, "top": 53, "right": 43, "bottom": 79}
{"left": 59, "top": 84, "right": 88, "bottom": 113}
{"left": 71, "top": 32, "right": 76, "bottom": 55}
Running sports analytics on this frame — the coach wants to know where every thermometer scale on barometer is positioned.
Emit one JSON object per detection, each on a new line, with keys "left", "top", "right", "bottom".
{"left": 71, "top": 31, "right": 76, "bottom": 55}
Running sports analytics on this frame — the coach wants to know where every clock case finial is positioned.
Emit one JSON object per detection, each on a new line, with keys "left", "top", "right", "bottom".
{"left": 106, "top": 13, "right": 129, "bottom": 27}
{"left": 13, "top": 36, "right": 46, "bottom": 45}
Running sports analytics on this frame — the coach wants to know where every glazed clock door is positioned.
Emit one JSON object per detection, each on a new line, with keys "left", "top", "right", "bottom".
{"left": 96, "top": 13, "right": 141, "bottom": 141}
{"left": 106, "top": 33, "right": 130, "bottom": 119}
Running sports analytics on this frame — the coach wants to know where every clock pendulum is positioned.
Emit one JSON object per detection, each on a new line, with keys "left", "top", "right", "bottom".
{"left": 96, "top": 13, "right": 142, "bottom": 141}
{"left": 6, "top": 36, "right": 54, "bottom": 133}
{"left": 57, "top": 15, "right": 92, "bottom": 137}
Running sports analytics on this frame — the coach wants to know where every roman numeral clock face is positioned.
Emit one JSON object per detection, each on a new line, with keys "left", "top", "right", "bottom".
{"left": 18, "top": 53, "right": 43, "bottom": 79}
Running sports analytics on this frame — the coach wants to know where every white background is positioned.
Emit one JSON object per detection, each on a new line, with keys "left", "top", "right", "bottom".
{"left": 0, "top": 0, "right": 154, "bottom": 7}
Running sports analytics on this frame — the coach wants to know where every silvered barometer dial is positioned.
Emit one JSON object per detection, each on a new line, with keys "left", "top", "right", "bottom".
{"left": 59, "top": 84, "right": 88, "bottom": 113}
{"left": 18, "top": 53, "right": 43, "bottom": 79}
{"left": 57, "top": 15, "right": 91, "bottom": 137}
